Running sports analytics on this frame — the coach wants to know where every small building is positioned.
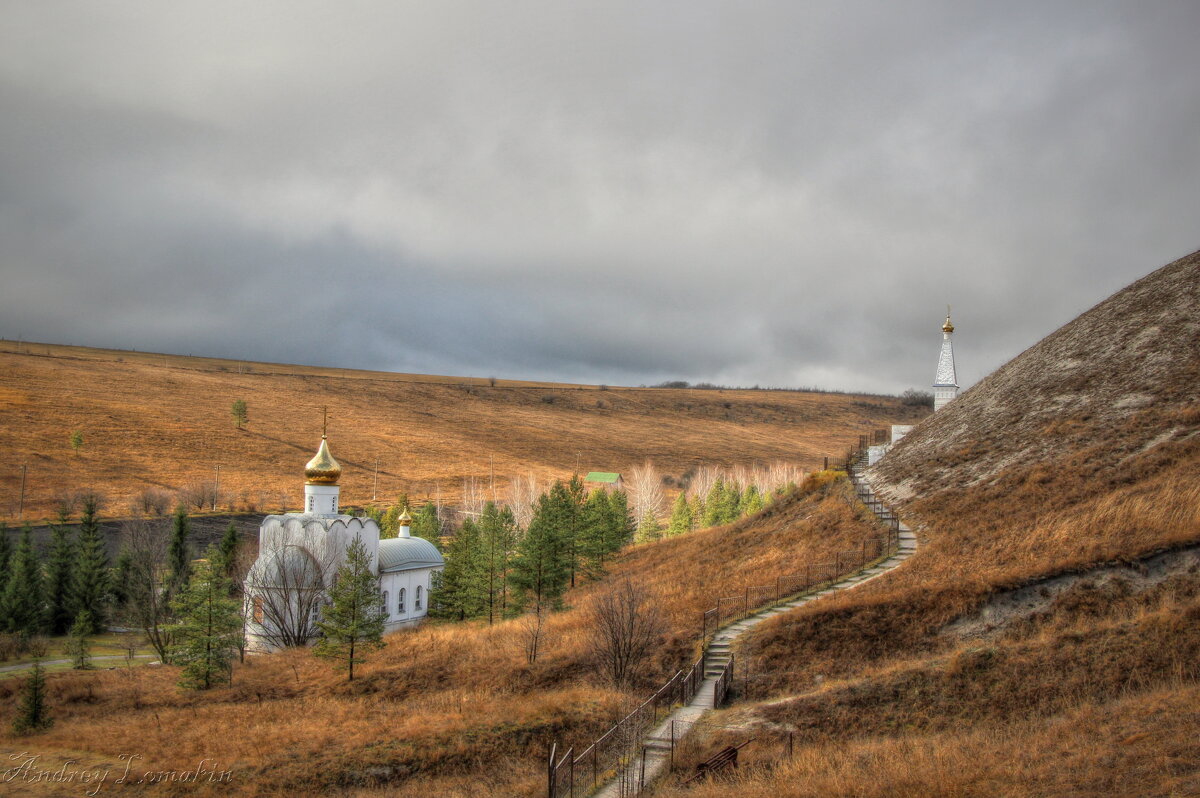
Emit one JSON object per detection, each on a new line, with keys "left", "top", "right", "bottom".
{"left": 244, "top": 434, "right": 444, "bottom": 652}
{"left": 584, "top": 471, "right": 624, "bottom": 490}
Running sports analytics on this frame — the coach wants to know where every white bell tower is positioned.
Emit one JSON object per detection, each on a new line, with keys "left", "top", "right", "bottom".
{"left": 303, "top": 409, "right": 342, "bottom": 517}
{"left": 933, "top": 307, "right": 959, "bottom": 412}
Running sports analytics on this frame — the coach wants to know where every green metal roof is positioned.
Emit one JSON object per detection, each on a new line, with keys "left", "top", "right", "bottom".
{"left": 585, "top": 472, "right": 621, "bottom": 483}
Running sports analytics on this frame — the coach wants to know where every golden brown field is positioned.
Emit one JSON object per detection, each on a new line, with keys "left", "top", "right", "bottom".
{"left": 0, "top": 340, "right": 923, "bottom": 522}
{"left": 0, "top": 479, "right": 888, "bottom": 796}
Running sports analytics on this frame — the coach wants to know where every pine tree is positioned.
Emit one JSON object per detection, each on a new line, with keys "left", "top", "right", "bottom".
{"left": 508, "top": 490, "right": 571, "bottom": 613}
{"left": 66, "top": 610, "right": 93, "bottom": 669}
{"left": 742, "top": 484, "right": 764, "bottom": 516}
{"left": 48, "top": 509, "right": 80, "bottom": 633}
{"left": 688, "top": 494, "right": 705, "bottom": 530}
{"left": 703, "top": 479, "right": 725, "bottom": 527}
{"left": 110, "top": 550, "right": 133, "bottom": 608}
{"left": 478, "top": 502, "right": 517, "bottom": 624}
{"left": 635, "top": 513, "right": 662, "bottom": 543}
{"left": 216, "top": 522, "right": 240, "bottom": 580}
{"left": 2, "top": 525, "right": 45, "bottom": 634}
{"left": 667, "top": 493, "right": 693, "bottom": 537}
{"left": 70, "top": 495, "right": 110, "bottom": 634}
{"left": 11, "top": 660, "right": 52, "bottom": 735}
{"left": 432, "top": 518, "right": 486, "bottom": 620}
{"left": 0, "top": 524, "right": 12, "bottom": 599}
{"left": 169, "top": 550, "right": 242, "bottom": 689}
{"left": 314, "top": 536, "right": 386, "bottom": 681}
{"left": 167, "top": 505, "right": 192, "bottom": 596}
{"left": 724, "top": 484, "right": 742, "bottom": 523}
{"left": 605, "top": 489, "right": 635, "bottom": 552}
{"left": 230, "top": 399, "right": 248, "bottom": 429}
{"left": 579, "top": 489, "right": 615, "bottom": 577}
{"left": 411, "top": 502, "right": 442, "bottom": 549}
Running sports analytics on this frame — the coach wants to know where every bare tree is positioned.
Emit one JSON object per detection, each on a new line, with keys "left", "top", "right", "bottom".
{"left": 130, "top": 488, "right": 172, "bottom": 517}
{"left": 517, "top": 605, "right": 550, "bottom": 665}
{"left": 626, "top": 460, "right": 665, "bottom": 529}
{"left": 588, "top": 577, "right": 665, "bottom": 689}
{"left": 246, "top": 540, "right": 338, "bottom": 649}
{"left": 118, "top": 517, "right": 174, "bottom": 663}
{"left": 507, "top": 471, "right": 540, "bottom": 531}
{"left": 460, "top": 476, "right": 486, "bottom": 521}
{"left": 177, "top": 481, "right": 214, "bottom": 512}
{"left": 687, "top": 464, "right": 722, "bottom": 502}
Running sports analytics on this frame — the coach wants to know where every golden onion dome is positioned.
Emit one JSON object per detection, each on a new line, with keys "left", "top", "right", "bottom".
{"left": 398, "top": 508, "right": 412, "bottom": 524}
{"left": 304, "top": 436, "right": 342, "bottom": 485}
{"left": 942, "top": 306, "right": 955, "bottom": 334}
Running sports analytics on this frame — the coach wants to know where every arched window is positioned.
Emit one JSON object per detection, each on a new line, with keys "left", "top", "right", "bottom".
{"left": 311, "top": 600, "right": 320, "bottom": 623}
{"left": 398, "top": 588, "right": 406, "bottom": 614}
{"left": 252, "top": 596, "right": 264, "bottom": 624}
{"left": 381, "top": 591, "right": 389, "bottom": 617}
{"left": 415, "top": 584, "right": 423, "bottom": 611}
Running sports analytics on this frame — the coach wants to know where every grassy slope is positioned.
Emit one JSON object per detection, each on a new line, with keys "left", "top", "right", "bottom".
{"left": 0, "top": 482, "right": 888, "bottom": 796}
{"left": 0, "top": 341, "right": 922, "bottom": 522}
{"left": 652, "top": 250, "right": 1200, "bottom": 797}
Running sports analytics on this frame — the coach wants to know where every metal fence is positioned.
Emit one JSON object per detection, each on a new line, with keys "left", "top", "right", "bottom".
{"left": 548, "top": 439, "right": 894, "bottom": 798}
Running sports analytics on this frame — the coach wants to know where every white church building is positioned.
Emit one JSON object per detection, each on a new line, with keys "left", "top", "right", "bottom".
{"left": 867, "top": 310, "right": 959, "bottom": 465}
{"left": 245, "top": 432, "right": 444, "bottom": 652}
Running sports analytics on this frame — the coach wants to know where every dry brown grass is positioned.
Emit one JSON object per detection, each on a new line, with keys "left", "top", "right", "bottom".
{"left": 660, "top": 250, "right": 1200, "bottom": 797}
{"left": 657, "top": 684, "right": 1200, "bottom": 797}
{"left": 0, "top": 341, "right": 922, "bottom": 522}
{"left": 0, "top": 479, "right": 887, "bottom": 795}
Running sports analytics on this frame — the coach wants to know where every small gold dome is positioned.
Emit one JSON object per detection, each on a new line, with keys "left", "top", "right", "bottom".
{"left": 304, "top": 436, "right": 342, "bottom": 485}
{"left": 398, "top": 508, "right": 412, "bottom": 524}
{"left": 942, "top": 317, "right": 954, "bottom": 334}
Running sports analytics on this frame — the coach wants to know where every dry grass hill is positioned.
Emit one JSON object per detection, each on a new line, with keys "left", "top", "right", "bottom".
{"left": 0, "top": 341, "right": 923, "bottom": 523}
{"left": 651, "top": 249, "right": 1200, "bottom": 796}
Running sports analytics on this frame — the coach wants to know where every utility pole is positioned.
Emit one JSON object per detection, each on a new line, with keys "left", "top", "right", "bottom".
{"left": 489, "top": 454, "right": 496, "bottom": 501}
{"left": 373, "top": 458, "right": 379, "bottom": 501}
{"left": 18, "top": 464, "right": 27, "bottom": 521}
{"left": 213, "top": 465, "right": 220, "bottom": 512}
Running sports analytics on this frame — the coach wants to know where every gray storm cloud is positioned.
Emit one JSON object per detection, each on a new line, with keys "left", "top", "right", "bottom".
{"left": 1, "top": 1, "right": 1198, "bottom": 392}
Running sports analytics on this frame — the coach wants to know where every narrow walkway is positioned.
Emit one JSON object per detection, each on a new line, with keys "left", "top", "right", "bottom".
{"left": 595, "top": 462, "right": 915, "bottom": 797}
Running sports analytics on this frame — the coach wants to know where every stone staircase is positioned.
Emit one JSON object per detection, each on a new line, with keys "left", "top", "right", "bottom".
{"left": 591, "top": 460, "right": 916, "bottom": 797}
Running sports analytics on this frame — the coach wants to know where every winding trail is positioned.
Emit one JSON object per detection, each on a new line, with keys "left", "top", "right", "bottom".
{"left": 594, "top": 460, "right": 915, "bottom": 797}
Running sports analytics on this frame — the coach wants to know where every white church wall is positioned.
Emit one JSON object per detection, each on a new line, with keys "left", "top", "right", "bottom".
{"left": 380, "top": 567, "right": 435, "bottom": 631}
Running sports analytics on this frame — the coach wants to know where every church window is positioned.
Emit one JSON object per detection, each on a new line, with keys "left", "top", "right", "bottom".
{"left": 331, "top": 497, "right": 338, "bottom": 513}
{"left": 398, "top": 588, "right": 406, "bottom": 614}
{"left": 382, "top": 591, "right": 389, "bottom": 616}
{"left": 308, "top": 496, "right": 314, "bottom": 512}
{"left": 252, "top": 596, "right": 264, "bottom": 624}
{"left": 415, "top": 585, "right": 423, "bottom": 611}
{"left": 311, "top": 601, "right": 320, "bottom": 624}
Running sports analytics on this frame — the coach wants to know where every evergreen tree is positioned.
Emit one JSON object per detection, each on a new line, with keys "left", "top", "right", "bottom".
{"left": 110, "top": 550, "right": 133, "bottom": 607}
{"left": 667, "top": 493, "right": 693, "bottom": 537}
{"left": 688, "top": 494, "right": 705, "bottom": 530}
{"left": 478, "top": 502, "right": 517, "bottom": 623}
{"left": 742, "top": 484, "right": 764, "bottom": 516}
{"left": 70, "top": 495, "right": 110, "bottom": 634}
{"left": 169, "top": 549, "right": 242, "bottom": 689}
{"left": 11, "top": 661, "right": 52, "bottom": 735}
{"left": 0, "top": 524, "right": 12, "bottom": 599}
{"left": 579, "top": 489, "right": 616, "bottom": 577}
{"left": 216, "top": 522, "right": 240, "bottom": 579}
{"left": 2, "top": 525, "right": 45, "bottom": 634}
{"left": 65, "top": 610, "right": 93, "bottom": 669}
{"left": 724, "top": 483, "right": 743, "bottom": 523}
{"left": 508, "top": 490, "right": 571, "bottom": 613}
{"left": 703, "top": 479, "right": 725, "bottom": 527}
{"left": 314, "top": 536, "right": 386, "bottom": 681}
{"left": 564, "top": 475, "right": 586, "bottom": 587}
{"left": 167, "top": 505, "right": 192, "bottom": 596}
{"left": 45, "top": 513, "right": 76, "bottom": 635}
{"left": 635, "top": 513, "right": 662, "bottom": 543}
{"left": 432, "top": 518, "right": 486, "bottom": 620}
{"left": 411, "top": 502, "right": 442, "bottom": 548}
{"left": 605, "top": 489, "right": 635, "bottom": 552}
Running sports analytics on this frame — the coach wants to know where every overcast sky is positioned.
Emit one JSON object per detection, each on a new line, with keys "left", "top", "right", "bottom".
{"left": 2, "top": 2, "right": 1197, "bottom": 394}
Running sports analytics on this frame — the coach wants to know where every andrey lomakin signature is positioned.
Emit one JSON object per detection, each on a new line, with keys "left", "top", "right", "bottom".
{"left": 3, "top": 752, "right": 232, "bottom": 795}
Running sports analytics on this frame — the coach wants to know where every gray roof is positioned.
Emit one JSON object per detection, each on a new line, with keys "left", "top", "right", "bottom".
{"left": 378, "top": 536, "right": 444, "bottom": 573}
